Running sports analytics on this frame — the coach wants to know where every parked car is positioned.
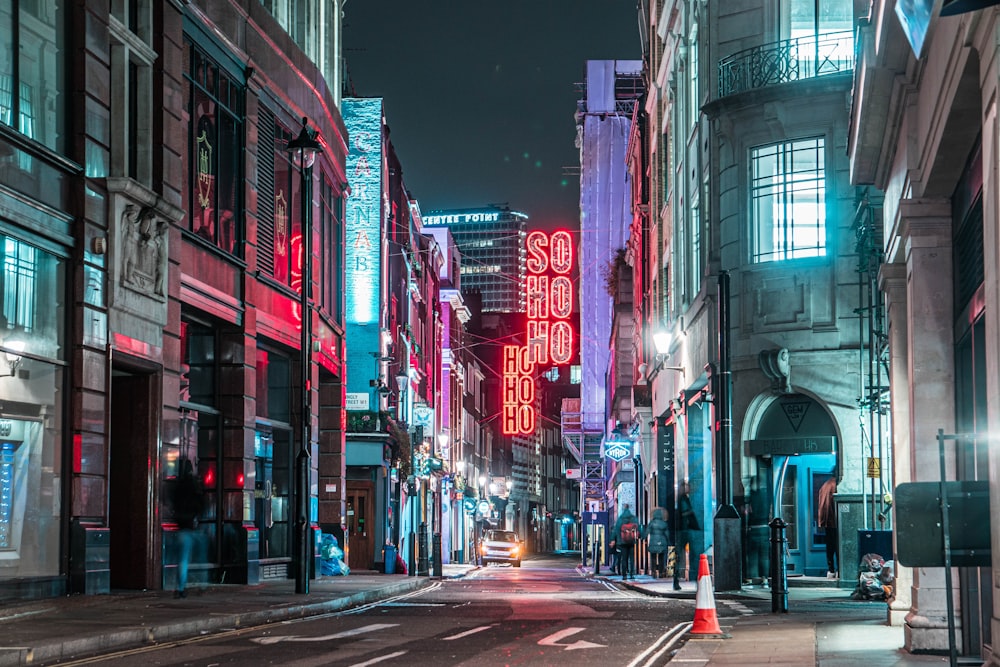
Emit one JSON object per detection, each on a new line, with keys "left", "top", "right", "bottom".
{"left": 480, "top": 529, "right": 522, "bottom": 567}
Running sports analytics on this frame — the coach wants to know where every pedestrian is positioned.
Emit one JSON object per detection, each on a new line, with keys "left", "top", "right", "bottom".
{"left": 642, "top": 506, "right": 670, "bottom": 578}
{"left": 818, "top": 475, "right": 838, "bottom": 578}
{"left": 674, "top": 482, "right": 699, "bottom": 591}
{"left": 608, "top": 535, "right": 620, "bottom": 574}
{"left": 171, "top": 458, "right": 205, "bottom": 598}
{"left": 611, "top": 503, "right": 640, "bottom": 580}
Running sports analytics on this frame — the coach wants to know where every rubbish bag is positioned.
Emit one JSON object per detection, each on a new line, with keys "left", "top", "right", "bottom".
{"left": 320, "top": 534, "right": 349, "bottom": 576}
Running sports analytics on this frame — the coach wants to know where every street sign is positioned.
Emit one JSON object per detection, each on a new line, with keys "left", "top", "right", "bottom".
{"left": 477, "top": 500, "right": 490, "bottom": 515}
{"left": 604, "top": 440, "right": 631, "bottom": 462}
{"left": 866, "top": 457, "right": 881, "bottom": 478}
{"left": 895, "top": 481, "right": 991, "bottom": 567}
{"left": 463, "top": 498, "right": 477, "bottom": 513}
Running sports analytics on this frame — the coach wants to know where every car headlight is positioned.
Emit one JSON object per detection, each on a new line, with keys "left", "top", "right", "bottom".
{"left": 481, "top": 543, "right": 488, "bottom": 554}
{"left": 511, "top": 546, "right": 520, "bottom": 555}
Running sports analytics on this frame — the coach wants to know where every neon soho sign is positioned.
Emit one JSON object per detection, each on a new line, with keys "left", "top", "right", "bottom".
{"left": 503, "top": 230, "right": 574, "bottom": 435}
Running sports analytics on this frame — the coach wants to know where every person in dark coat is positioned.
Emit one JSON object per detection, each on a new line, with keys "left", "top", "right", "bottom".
{"left": 674, "top": 482, "right": 699, "bottom": 590}
{"left": 172, "top": 458, "right": 205, "bottom": 598}
{"left": 818, "top": 476, "right": 838, "bottom": 577}
{"left": 642, "top": 506, "right": 670, "bottom": 578}
{"left": 611, "top": 504, "right": 640, "bottom": 580}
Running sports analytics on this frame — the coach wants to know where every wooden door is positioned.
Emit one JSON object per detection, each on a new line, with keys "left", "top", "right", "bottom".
{"left": 346, "top": 482, "right": 374, "bottom": 570}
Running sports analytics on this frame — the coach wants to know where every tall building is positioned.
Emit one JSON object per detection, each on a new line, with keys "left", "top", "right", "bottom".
{"left": 423, "top": 206, "right": 528, "bottom": 314}
{"left": 570, "top": 60, "right": 643, "bottom": 524}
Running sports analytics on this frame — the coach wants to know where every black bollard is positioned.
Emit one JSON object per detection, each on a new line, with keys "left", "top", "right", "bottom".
{"left": 432, "top": 533, "right": 443, "bottom": 577}
{"left": 418, "top": 522, "right": 429, "bottom": 576}
{"left": 769, "top": 517, "right": 788, "bottom": 613}
{"left": 592, "top": 537, "right": 601, "bottom": 576}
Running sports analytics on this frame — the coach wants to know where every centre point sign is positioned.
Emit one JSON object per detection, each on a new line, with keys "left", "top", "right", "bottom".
{"left": 503, "top": 229, "right": 575, "bottom": 436}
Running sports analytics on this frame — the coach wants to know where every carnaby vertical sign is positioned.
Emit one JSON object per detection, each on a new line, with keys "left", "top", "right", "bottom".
{"left": 342, "top": 98, "right": 382, "bottom": 327}
{"left": 657, "top": 423, "right": 676, "bottom": 534}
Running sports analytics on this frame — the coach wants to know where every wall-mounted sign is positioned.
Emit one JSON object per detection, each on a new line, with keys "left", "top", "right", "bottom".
{"left": 604, "top": 440, "right": 631, "bottom": 462}
{"left": 345, "top": 393, "right": 369, "bottom": 411}
{"left": 423, "top": 211, "right": 501, "bottom": 226}
{"left": 566, "top": 468, "right": 581, "bottom": 479}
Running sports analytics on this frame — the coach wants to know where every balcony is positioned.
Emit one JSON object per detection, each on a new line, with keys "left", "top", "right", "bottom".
{"left": 718, "top": 31, "right": 854, "bottom": 98}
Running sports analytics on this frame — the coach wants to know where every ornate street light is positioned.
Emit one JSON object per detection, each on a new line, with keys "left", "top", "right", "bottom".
{"left": 287, "top": 116, "right": 322, "bottom": 594}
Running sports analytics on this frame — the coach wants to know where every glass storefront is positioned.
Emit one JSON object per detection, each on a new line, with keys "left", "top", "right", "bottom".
{"left": 255, "top": 346, "right": 293, "bottom": 562}
{"left": 0, "top": 231, "right": 66, "bottom": 582}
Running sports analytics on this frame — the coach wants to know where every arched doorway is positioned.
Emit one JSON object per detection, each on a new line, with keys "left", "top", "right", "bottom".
{"left": 745, "top": 394, "right": 839, "bottom": 577}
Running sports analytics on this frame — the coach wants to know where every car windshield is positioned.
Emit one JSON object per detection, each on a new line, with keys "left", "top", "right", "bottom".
{"left": 487, "top": 531, "right": 517, "bottom": 542}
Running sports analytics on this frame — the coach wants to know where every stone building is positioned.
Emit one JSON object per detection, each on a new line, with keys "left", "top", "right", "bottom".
{"left": 850, "top": 1, "right": 997, "bottom": 660}
{"left": 0, "top": 1, "right": 349, "bottom": 598}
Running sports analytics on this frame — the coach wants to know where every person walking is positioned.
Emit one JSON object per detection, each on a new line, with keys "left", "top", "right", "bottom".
{"left": 674, "top": 482, "right": 699, "bottom": 591}
{"left": 818, "top": 476, "right": 838, "bottom": 578}
{"left": 611, "top": 504, "right": 640, "bottom": 580}
{"left": 171, "top": 458, "right": 205, "bottom": 598}
{"left": 642, "top": 506, "right": 670, "bottom": 578}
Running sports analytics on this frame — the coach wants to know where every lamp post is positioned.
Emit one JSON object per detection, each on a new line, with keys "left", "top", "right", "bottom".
{"left": 287, "top": 116, "right": 322, "bottom": 595}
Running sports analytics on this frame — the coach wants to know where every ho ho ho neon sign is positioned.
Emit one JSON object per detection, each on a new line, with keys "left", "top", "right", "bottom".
{"left": 503, "top": 230, "right": 575, "bottom": 435}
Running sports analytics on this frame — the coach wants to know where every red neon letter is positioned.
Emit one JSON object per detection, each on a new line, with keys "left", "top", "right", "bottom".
{"left": 526, "top": 230, "right": 549, "bottom": 273}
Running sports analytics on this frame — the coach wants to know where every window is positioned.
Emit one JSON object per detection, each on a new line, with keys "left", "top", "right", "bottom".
{"left": 750, "top": 137, "right": 826, "bottom": 263}
{"left": 0, "top": 0, "right": 66, "bottom": 154}
{"left": 109, "top": 0, "right": 154, "bottom": 185}
{"left": 271, "top": 122, "right": 300, "bottom": 285}
{"left": 186, "top": 39, "right": 244, "bottom": 256}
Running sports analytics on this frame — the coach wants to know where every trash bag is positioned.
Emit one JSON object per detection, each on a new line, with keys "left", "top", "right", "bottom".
{"left": 320, "top": 534, "right": 349, "bottom": 576}
{"left": 852, "top": 553, "right": 887, "bottom": 600}
{"left": 395, "top": 551, "right": 408, "bottom": 575}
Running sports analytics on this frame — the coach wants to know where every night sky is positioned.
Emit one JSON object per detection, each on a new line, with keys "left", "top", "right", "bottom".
{"left": 342, "top": 2, "right": 643, "bottom": 230}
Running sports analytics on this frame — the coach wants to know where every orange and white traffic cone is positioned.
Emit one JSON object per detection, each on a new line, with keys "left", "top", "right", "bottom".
{"left": 689, "top": 553, "right": 727, "bottom": 638}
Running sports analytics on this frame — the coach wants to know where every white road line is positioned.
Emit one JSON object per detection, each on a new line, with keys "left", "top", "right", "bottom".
{"left": 251, "top": 623, "right": 398, "bottom": 645}
{"left": 349, "top": 650, "right": 408, "bottom": 666}
{"left": 626, "top": 621, "right": 692, "bottom": 667}
{"left": 443, "top": 624, "right": 498, "bottom": 640}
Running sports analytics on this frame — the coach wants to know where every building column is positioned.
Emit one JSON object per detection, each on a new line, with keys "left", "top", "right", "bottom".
{"left": 898, "top": 203, "right": 959, "bottom": 653}
{"left": 880, "top": 261, "right": 910, "bottom": 627}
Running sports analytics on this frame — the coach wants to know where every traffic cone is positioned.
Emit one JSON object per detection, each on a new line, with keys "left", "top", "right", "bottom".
{"left": 689, "top": 553, "right": 727, "bottom": 638}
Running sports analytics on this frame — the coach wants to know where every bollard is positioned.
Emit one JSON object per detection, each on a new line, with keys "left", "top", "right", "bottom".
{"left": 418, "top": 522, "right": 429, "bottom": 576}
{"left": 769, "top": 517, "right": 788, "bottom": 613}
{"left": 432, "top": 533, "right": 443, "bottom": 577}
{"left": 592, "top": 537, "right": 601, "bottom": 576}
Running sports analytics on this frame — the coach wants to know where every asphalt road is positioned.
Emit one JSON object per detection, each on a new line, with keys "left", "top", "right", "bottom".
{"left": 46, "top": 554, "right": 698, "bottom": 667}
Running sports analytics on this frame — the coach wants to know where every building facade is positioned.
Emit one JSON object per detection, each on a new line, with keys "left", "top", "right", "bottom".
{"left": 850, "top": 1, "right": 997, "bottom": 660}
{"left": 626, "top": 0, "right": 879, "bottom": 594}
{"left": 0, "top": 0, "right": 351, "bottom": 599}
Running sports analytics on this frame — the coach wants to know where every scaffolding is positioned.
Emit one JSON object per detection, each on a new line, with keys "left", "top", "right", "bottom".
{"left": 852, "top": 189, "right": 892, "bottom": 529}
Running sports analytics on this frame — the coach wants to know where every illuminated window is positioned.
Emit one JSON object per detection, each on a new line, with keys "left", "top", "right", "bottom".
{"left": 0, "top": 1, "right": 65, "bottom": 153}
{"left": 750, "top": 137, "right": 826, "bottom": 263}
{"left": 2, "top": 237, "right": 36, "bottom": 331}
{"left": 186, "top": 38, "right": 244, "bottom": 256}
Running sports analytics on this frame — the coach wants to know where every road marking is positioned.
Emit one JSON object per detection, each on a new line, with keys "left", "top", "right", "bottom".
{"left": 721, "top": 600, "right": 754, "bottom": 615}
{"left": 349, "top": 650, "right": 407, "bottom": 666}
{"left": 537, "top": 627, "right": 606, "bottom": 651}
{"left": 627, "top": 621, "right": 691, "bottom": 667}
{"left": 443, "top": 624, "right": 498, "bottom": 640}
{"left": 379, "top": 602, "right": 446, "bottom": 607}
{"left": 251, "top": 623, "right": 398, "bottom": 645}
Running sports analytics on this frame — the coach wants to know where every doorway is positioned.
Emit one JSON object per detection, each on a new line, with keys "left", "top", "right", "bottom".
{"left": 775, "top": 453, "right": 836, "bottom": 577}
{"left": 346, "top": 482, "right": 374, "bottom": 570}
{"left": 109, "top": 364, "right": 159, "bottom": 589}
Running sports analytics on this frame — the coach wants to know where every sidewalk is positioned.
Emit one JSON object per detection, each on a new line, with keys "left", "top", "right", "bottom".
{"left": 583, "top": 566, "right": 950, "bottom": 666}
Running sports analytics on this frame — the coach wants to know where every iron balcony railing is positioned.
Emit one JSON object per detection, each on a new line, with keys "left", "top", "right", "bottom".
{"left": 718, "top": 30, "right": 854, "bottom": 98}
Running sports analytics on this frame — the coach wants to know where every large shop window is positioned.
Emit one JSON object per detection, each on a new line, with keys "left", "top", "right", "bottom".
{"left": 750, "top": 137, "right": 826, "bottom": 263}
{"left": 185, "top": 39, "right": 244, "bottom": 256}
{"left": 0, "top": 0, "right": 66, "bottom": 154}
{"left": 0, "top": 232, "right": 66, "bottom": 580}
{"left": 170, "top": 320, "right": 224, "bottom": 578}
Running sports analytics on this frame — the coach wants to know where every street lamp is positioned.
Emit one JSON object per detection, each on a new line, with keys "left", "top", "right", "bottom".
{"left": 288, "top": 116, "right": 322, "bottom": 595}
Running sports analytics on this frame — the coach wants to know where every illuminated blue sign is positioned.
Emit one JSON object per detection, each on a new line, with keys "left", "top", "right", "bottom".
{"left": 342, "top": 98, "right": 382, "bottom": 326}
{"left": 604, "top": 440, "right": 632, "bottom": 462}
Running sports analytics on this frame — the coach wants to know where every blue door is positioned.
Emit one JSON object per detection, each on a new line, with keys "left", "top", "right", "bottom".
{"left": 775, "top": 454, "right": 836, "bottom": 577}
